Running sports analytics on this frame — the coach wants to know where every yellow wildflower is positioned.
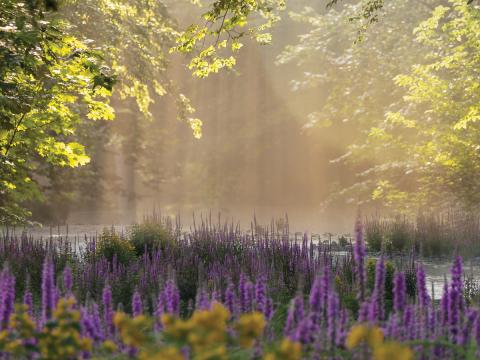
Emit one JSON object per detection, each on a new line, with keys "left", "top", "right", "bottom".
{"left": 195, "top": 344, "right": 227, "bottom": 360}
{"left": 263, "top": 338, "right": 302, "bottom": 360}
{"left": 236, "top": 311, "right": 266, "bottom": 348}
{"left": 141, "top": 346, "right": 185, "bottom": 360}
{"left": 101, "top": 340, "right": 118, "bottom": 353}
{"left": 346, "top": 324, "right": 384, "bottom": 350}
{"left": 374, "top": 341, "right": 414, "bottom": 360}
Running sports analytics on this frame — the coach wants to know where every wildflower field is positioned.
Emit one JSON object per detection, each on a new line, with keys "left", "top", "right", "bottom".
{"left": 0, "top": 219, "right": 478, "bottom": 359}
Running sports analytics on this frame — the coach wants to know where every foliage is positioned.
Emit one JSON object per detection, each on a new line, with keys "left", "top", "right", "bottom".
{"left": 129, "top": 221, "right": 173, "bottom": 256}
{"left": 1, "top": 299, "right": 92, "bottom": 359}
{"left": 96, "top": 228, "right": 135, "bottom": 265}
{"left": 0, "top": 0, "right": 114, "bottom": 224}
{"left": 346, "top": 324, "right": 413, "bottom": 360}
{"left": 1, "top": 222, "right": 480, "bottom": 358}
{"left": 372, "top": 0, "right": 480, "bottom": 211}
{"left": 171, "top": 0, "right": 285, "bottom": 77}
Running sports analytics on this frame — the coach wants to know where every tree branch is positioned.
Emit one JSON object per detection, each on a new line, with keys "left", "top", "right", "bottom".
{"left": 4, "top": 112, "right": 27, "bottom": 156}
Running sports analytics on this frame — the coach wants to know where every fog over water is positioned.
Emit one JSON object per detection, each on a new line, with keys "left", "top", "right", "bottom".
{"left": 64, "top": 1, "right": 364, "bottom": 232}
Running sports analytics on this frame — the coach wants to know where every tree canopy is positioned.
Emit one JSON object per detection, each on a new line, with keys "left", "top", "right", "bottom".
{"left": 0, "top": 0, "right": 114, "bottom": 223}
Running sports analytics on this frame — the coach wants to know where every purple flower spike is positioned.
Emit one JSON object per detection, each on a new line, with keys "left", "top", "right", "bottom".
{"left": 255, "top": 277, "right": 267, "bottom": 315}
{"left": 102, "top": 284, "right": 113, "bottom": 337}
{"left": 164, "top": 280, "right": 180, "bottom": 316}
{"left": 225, "top": 282, "right": 236, "bottom": 316}
{"left": 284, "top": 295, "right": 305, "bottom": 337}
{"left": 448, "top": 286, "right": 460, "bottom": 343}
{"left": 416, "top": 264, "right": 430, "bottom": 307}
{"left": 0, "top": 267, "right": 15, "bottom": 330}
{"left": 393, "top": 271, "right": 406, "bottom": 313}
{"left": 354, "top": 218, "right": 366, "bottom": 302}
{"left": 327, "top": 292, "right": 339, "bottom": 347}
{"left": 239, "top": 273, "right": 248, "bottom": 313}
{"left": 309, "top": 276, "right": 322, "bottom": 314}
{"left": 451, "top": 256, "right": 463, "bottom": 292}
{"left": 132, "top": 290, "right": 143, "bottom": 317}
{"left": 41, "top": 258, "right": 55, "bottom": 323}
{"left": 23, "top": 290, "right": 33, "bottom": 317}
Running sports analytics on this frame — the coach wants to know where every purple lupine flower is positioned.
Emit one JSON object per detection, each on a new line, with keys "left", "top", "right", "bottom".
{"left": 196, "top": 288, "right": 210, "bottom": 310}
{"left": 387, "top": 314, "right": 400, "bottom": 340}
{"left": 132, "top": 290, "right": 143, "bottom": 317}
{"left": 358, "top": 301, "right": 369, "bottom": 322}
{"left": 441, "top": 281, "right": 449, "bottom": 327}
{"left": 63, "top": 265, "right": 73, "bottom": 296}
{"left": 327, "top": 291, "right": 339, "bottom": 347}
{"left": 393, "top": 271, "right": 406, "bottom": 313}
{"left": 451, "top": 256, "right": 463, "bottom": 292}
{"left": 448, "top": 285, "right": 460, "bottom": 343}
{"left": 41, "top": 258, "right": 55, "bottom": 322}
{"left": 451, "top": 256, "right": 465, "bottom": 312}
{"left": 154, "top": 292, "right": 166, "bottom": 332}
{"left": 23, "top": 290, "right": 33, "bottom": 317}
{"left": 225, "top": 282, "right": 236, "bottom": 315}
{"left": 353, "top": 218, "right": 366, "bottom": 302}
{"left": 245, "top": 281, "right": 254, "bottom": 313}
{"left": 337, "top": 309, "right": 349, "bottom": 347}
{"left": 427, "top": 303, "right": 436, "bottom": 339}
{"left": 255, "top": 277, "right": 267, "bottom": 315}
{"left": 0, "top": 267, "right": 15, "bottom": 330}
{"left": 102, "top": 284, "right": 113, "bottom": 337}
{"left": 309, "top": 275, "right": 322, "bottom": 314}
{"left": 292, "top": 317, "right": 316, "bottom": 344}
{"left": 80, "top": 306, "right": 96, "bottom": 339}
{"left": 403, "top": 305, "right": 414, "bottom": 341}
{"left": 416, "top": 264, "right": 430, "bottom": 307}
{"left": 370, "top": 257, "right": 385, "bottom": 322}
{"left": 265, "top": 297, "right": 274, "bottom": 321}
{"left": 239, "top": 273, "right": 248, "bottom": 313}
{"left": 460, "top": 309, "right": 477, "bottom": 346}
{"left": 211, "top": 289, "right": 221, "bottom": 304}
{"left": 284, "top": 295, "right": 305, "bottom": 336}
{"left": 293, "top": 295, "right": 305, "bottom": 324}
{"left": 93, "top": 302, "right": 105, "bottom": 341}
{"left": 164, "top": 280, "right": 180, "bottom": 315}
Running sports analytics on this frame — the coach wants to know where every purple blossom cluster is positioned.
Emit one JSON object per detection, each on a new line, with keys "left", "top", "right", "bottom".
{"left": 1, "top": 222, "right": 480, "bottom": 358}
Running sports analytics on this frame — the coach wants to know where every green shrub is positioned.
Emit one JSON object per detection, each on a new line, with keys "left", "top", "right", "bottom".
{"left": 365, "top": 220, "right": 384, "bottom": 252}
{"left": 386, "top": 220, "right": 412, "bottom": 253}
{"left": 97, "top": 228, "right": 135, "bottom": 265}
{"left": 129, "top": 222, "right": 173, "bottom": 256}
{"left": 338, "top": 235, "right": 350, "bottom": 248}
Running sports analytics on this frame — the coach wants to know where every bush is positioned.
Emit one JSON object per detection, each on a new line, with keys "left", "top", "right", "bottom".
{"left": 386, "top": 220, "right": 412, "bottom": 253}
{"left": 129, "top": 222, "right": 173, "bottom": 256}
{"left": 96, "top": 228, "right": 135, "bottom": 265}
{"left": 365, "top": 220, "right": 384, "bottom": 252}
{"left": 338, "top": 235, "right": 350, "bottom": 248}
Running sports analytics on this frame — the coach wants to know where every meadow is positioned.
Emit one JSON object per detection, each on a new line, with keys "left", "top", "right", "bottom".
{"left": 0, "top": 217, "right": 479, "bottom": 359}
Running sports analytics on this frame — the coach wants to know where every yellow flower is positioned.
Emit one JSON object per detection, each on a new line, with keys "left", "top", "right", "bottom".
{"left": 236, "top": 312, "right": 266, "bottom": 348}
{"left": 101, "top": 340, "right": 117, "bottom": 353}
{"left": 346, "top": 324, "right": 384, "bottom": 350}
{"left": 263, "top": 339, "right": 302, "bottom": 360}
{"left": 4, "top": 339, "right": 22, "bottom": 353}
{"left": 373, "top": 341, "right": 414, "bottom": 360}
{"left": 195, "top": 344, "right": 227, "bottom": 360}
{"left": 279, "top": 338, "right": 302, "bottom": 360}
{"left": 141, "top": 346, "right": 185, "bottom": 360}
